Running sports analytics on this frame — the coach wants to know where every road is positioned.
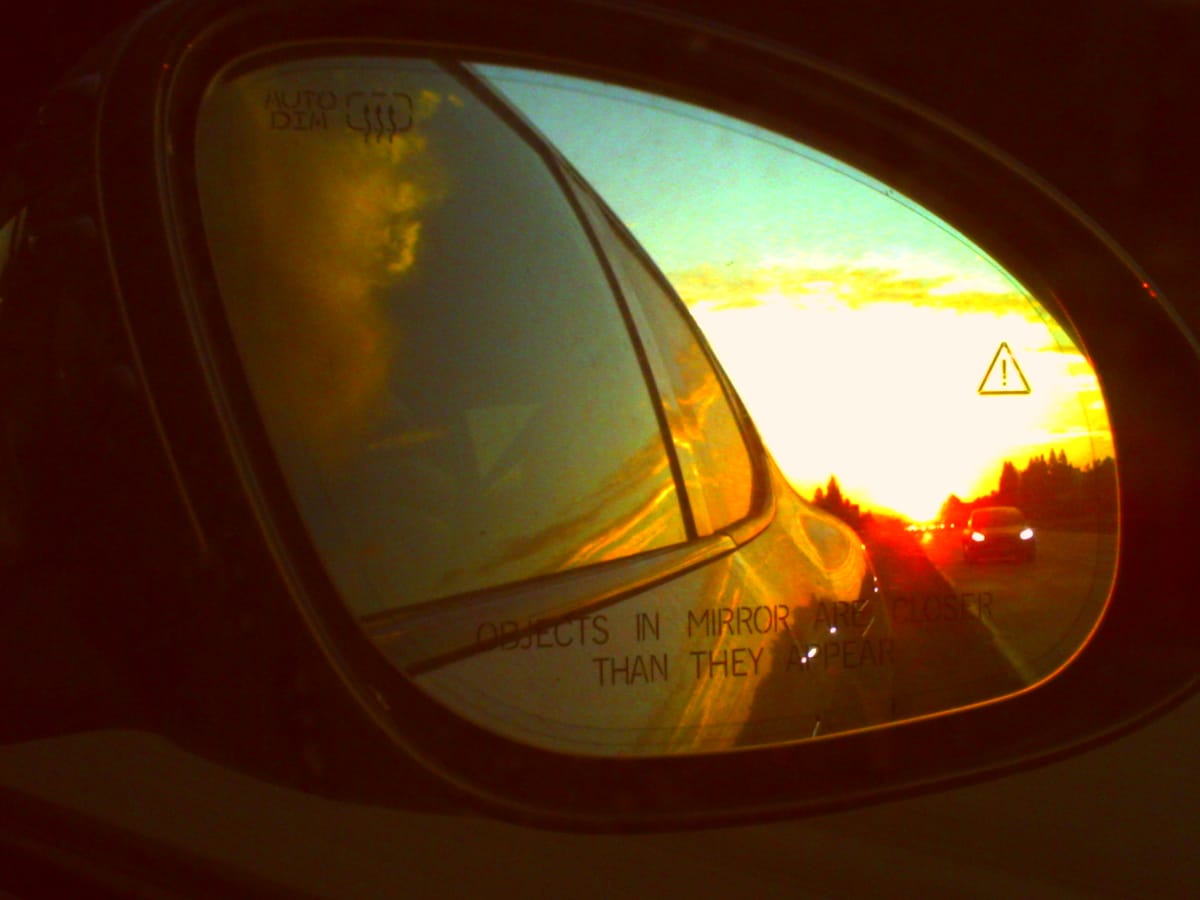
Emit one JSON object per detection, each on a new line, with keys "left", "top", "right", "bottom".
{"left": 860, "top": 519, "right": 1117, "bottom": 721}
{"left": 405, "top": 516, "right": 1118, "bottom": 754}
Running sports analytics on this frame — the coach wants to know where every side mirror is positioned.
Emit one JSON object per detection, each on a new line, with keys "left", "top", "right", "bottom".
{"left": 1, "top": 0, "right": 1195, "bottom": 828}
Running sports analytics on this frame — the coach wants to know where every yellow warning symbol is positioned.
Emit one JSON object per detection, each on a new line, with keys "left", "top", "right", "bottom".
{"left": 978, "top": 342, "right": 1031, "bottom": 395}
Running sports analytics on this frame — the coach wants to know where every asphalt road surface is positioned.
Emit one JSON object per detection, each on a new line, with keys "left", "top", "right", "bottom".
{"left": 920, "top": 525, "right": 1118, "bottom": 683}
{"left": 861, "top": 519, "right": 1117, "bottom": 721}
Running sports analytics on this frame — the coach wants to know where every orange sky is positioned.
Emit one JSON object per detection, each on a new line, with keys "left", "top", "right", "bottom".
{"left": 680, "top": 263, "right": 1113, "bottom": 521}
{"left": 484, "top": 67, "right": 1116, "bottom": 523}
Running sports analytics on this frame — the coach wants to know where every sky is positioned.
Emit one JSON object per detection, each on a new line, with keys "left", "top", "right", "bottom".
{"left": 481, "top": 67, "right": 1114, "bottom": 522}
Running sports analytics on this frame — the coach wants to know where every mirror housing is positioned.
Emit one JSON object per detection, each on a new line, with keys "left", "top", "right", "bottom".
{"left": 1, "top": 0, "right": 1197, "bottom": 828}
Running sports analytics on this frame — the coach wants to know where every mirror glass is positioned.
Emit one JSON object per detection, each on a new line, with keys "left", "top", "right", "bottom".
{"left": 193, "top": 55, "right": 1117, "bottom": 755}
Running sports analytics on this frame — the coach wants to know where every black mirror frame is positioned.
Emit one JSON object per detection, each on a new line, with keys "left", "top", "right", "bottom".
{"left": 74, "top": 0, "right": 1200, "bottom": 829}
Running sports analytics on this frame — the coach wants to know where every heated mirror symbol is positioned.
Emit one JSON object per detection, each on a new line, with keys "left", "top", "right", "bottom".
{"left": 194, "top": 58, "right": 1118, "bottom": 757}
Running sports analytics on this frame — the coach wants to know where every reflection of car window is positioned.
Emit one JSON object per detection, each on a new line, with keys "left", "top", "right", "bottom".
{"left": 565, "top": 174, "right": 755, "bottom": 534}
{"left": 972, "top": 507, "right": 1026, "bottom": 527}
{"left": 194, "top": 59, "right": 690, "bottom": 615}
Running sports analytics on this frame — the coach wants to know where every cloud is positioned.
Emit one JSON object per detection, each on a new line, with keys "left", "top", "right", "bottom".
{"left": 670, "top": 261, "right": 1039, "bottom": 322}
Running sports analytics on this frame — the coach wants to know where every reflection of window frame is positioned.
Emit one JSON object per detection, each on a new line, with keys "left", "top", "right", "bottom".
{"left": 184, "top": 50, "right": 784, "bottom": 653}
{"left": 198, "top": 55, "right": 705, "bottom": 613}
{"left": 459, "top": 62, "right": 769, "bottom": 540}
{"left": 358, "top": 66, "right": 780, "bottom": 663}
{"left": 562, "top": 168, "right": 764, "bottom": 537}
{"left": 453, "top": 62, "right": 699, "bottom": 538}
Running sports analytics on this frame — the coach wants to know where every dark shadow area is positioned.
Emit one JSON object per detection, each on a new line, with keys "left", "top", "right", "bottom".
{"left": 862, "top": 518, "right": 1025, "bottom": 718}
{"left": 733, "top": 516, "right": 1025, "bottom": 748}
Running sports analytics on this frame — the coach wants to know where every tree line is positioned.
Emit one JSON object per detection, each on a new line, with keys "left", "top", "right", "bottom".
{"left": 811, "top": 476, "right": 866, "bottom": 532}
{"left": 809, "top": 449, "right": 1117, "bottom": 532}
{"left": 939, "top": 450, "right": 1116, "bottom": 528}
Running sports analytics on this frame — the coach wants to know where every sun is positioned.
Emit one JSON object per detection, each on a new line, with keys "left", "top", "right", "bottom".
{"left": 687, "top": 279, "right": 1109, "bottom": 522}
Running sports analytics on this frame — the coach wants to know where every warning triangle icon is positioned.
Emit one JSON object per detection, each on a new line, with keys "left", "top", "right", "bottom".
{"left": 978, "top": 342, "right": 1031, "bottom": 395}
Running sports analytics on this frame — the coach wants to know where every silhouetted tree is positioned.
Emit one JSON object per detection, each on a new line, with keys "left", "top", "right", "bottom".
{"left": 825, "top": 476, "right": 843, "bottom": 509}
{"left": 939, "top": 494, "right": 968, "bottom": 526}
{"left": 939, "top": 449, "right": 1116, "bottom": 528}
{"left": 812, "top": 475, "right": 862, "bottom": 531}
{"left": 997, "top": 461, "right": 1020, "bottom": 505}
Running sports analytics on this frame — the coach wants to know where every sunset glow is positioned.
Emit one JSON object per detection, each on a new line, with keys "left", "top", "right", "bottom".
{"left": 485, "top": 67, "right": 1114, "bottom": 521}
{"left": 681, "top": 268, "right": 1111, "bottom": 520}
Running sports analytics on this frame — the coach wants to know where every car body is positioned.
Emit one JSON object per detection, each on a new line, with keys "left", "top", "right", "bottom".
{"left": 962, "top": 506, "right": 1036, "bottom": 564}
{"left": 192, "top": 54, "right": 888, "bottom": 752}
